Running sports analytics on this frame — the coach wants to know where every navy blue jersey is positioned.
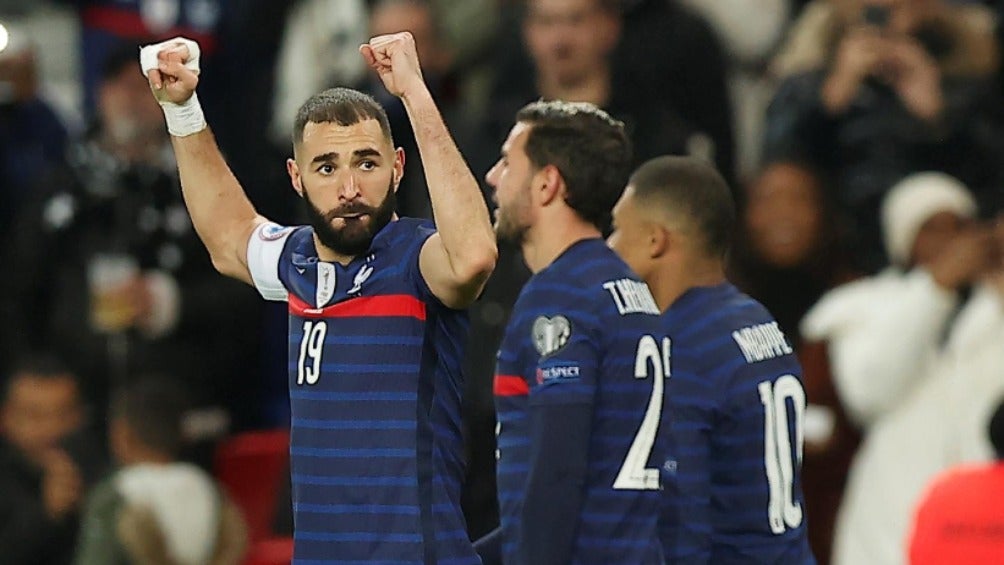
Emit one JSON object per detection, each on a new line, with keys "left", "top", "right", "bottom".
{"left": 494, "top": 239, "right": 667, "bottom": 564}
{"left": 247, "top": 218, "right": 477, "bottom": 564}
{"left": 660, "top": 283, "right": 815, "bottom": 564}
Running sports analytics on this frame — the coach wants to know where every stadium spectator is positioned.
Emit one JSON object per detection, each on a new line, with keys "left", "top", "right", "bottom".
{"left": 0, "top": 356, "right": 105, "bottom": 565}
{"left": 908, "top": 395, "right": 1004, "bottom": 564}
{"left": 0, "top": 45, "right": 261, "bottom": 427}
{"left": 75, "top": 376, "right": 247, "bottom": 565}
{"left": 488, "top": 0, "right": 735, "bottom": 181}
{"left": 765, "top": 0, "right": 1002, "bottom": 271}
{"left": 800, "top": 172, "right": 1004, "bottom": 565}
{"left": 0, "top": 36, "right": 68, "bottom": 246}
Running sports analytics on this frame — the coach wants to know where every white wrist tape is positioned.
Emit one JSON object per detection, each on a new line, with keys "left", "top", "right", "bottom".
{"left": 139, "top": 37, "right": 207, "bottom": 137}
{"left": 161, "top": 92, "right": 207, "bottom": 137}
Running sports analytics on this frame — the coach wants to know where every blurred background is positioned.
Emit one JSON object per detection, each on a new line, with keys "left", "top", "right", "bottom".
{"left": 0, "top": 1, "right": 1003, "bottom": 564}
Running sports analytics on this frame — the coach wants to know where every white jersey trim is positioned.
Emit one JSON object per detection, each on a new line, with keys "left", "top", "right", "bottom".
{"left": 247, "top": 222, "right": 293, "bottom": 302}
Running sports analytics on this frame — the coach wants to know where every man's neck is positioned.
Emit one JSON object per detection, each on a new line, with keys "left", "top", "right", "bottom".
{"left": 649, "top": 257, "right": 727, "bottom": 313}
{"left": 522, "top": 219, "right": 601, "bottom": 274}
{"left": 537, "top": 67, "right": 612, "bottom": 108}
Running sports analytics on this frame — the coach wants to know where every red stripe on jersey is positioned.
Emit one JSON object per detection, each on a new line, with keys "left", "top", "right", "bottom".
{"left": 288, "top": 294, "right": 427, "bottom": 321}
{"left": 81, "top": 6, "right": 218, "bottom": 52}
{"left": 494, "top": 375, "right": 529, "bottom": 397}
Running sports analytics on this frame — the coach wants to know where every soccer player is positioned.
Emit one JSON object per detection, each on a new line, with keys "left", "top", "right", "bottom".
{"left": 607, "top": 155, "right": 816, "bottom": 564}
{"left": 483, "top": 101, "right": 668, "bottom": 564}
{"left": 139, "top": 33, "right": 497, "bottom": 563}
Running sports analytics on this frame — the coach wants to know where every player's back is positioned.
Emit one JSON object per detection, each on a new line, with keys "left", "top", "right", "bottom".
{"left": 250, "top": 218, "right": 476, "bottom": 564}
{"left": 495, "top": 238, "right": 667, "bottom": 564}
{"left": 660, "top": 283, "right": 815, "bottom": 564}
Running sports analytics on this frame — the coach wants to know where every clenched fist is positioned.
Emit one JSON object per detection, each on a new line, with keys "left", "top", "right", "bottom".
{"left": 141, "top": 38, "right": 200, "bottom": 105}
{"left": 359, "top": 32, "right": 426, "bottom": 99}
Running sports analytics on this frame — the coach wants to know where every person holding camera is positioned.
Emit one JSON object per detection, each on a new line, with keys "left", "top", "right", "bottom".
{"left": 765, "top": 0, "right": 1003, "bottom": 273}
{"left": 799, "top": 172, "right": 1004, "bottom": 565}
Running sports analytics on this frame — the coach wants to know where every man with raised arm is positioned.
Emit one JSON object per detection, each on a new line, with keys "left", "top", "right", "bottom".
{"left": 139, "top": 32, "right": 497, "bottom": 563}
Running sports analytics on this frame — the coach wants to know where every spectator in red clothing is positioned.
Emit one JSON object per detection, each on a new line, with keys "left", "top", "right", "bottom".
{"left": 909, "top": 396, "right": 1004, "bottom": 564}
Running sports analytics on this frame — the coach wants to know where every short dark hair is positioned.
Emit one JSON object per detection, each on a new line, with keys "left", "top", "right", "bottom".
{"left": 629, "top": 155, "right": 736, "bottom": 259}
{"left": 516, "top": 100, "right": 632, "bottom": 231}
{"left": 990, "top": 398, "right": 1004, "bottom": 460}
{"left": 293, "top": 87, "right": 393, "bottom": 146}
{"left": 2, "top": 354, "right": 77, "bottom": 405}
{"left": 110, "top": 376, "right": 189, "bottom": 458}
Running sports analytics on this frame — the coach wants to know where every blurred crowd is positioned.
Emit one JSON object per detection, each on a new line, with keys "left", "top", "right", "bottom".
{"left": 0, "top": 0, "right": 1003, "bottom": 564}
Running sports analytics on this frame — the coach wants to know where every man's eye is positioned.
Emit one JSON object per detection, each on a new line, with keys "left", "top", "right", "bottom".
{"left": 318, "top": 164, "right": 334, "bottom": 174}
{"left": 359, "top": 161, "right": 376, "bottom": 171}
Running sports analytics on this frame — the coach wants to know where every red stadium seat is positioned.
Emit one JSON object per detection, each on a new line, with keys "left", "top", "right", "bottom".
{"left": 214, "top": 429, "right": 290, "bottom": 543}
{"left": 242, "top": 536, "right": 294, "bottom": 565}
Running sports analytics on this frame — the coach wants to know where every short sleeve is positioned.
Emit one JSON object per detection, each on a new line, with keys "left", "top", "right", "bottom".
{"left": 246, "top": 222, "right": 294, "bottom": 302}
{"left": 404, "top": 222, "right": 439, "bottom": 302}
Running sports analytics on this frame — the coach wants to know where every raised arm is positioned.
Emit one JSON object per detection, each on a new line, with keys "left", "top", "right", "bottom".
{"left": 140, "top": 38, "right": 266, "bottom": 285}
{"left": 360, "top": 33, "right": 497, "bottom": 309}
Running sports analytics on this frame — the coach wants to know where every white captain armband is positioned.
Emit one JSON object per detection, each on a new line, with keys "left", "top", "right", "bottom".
{"left": 247, "top": 223, "right": 294, "bottom": 301}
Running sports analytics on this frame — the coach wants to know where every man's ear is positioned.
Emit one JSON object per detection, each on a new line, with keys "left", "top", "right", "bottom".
{"left": 392, "top": 147, "right": 406, "bottom": 192}
{"left": 649, "top": 224, "right": 670, "bottom": 259}
{"left": 287, "top": 158, "right": 304, "bottom": 197}
{"left": 538, "top": 165, "right": 564, "bottom": 206}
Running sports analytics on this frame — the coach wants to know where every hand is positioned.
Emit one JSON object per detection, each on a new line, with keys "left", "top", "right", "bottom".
{"left": 883, "top": 37, "right": 943, "bottom": 121}
{"left": 41, "top": 449, "right": 82, "bottom": 521}
{"left": 928, "top": 226, "right": 997, "bottom": 290}
{"left": 144, "top": 41, "right": 199, "bottom": 105}
{"left": 822, "top": 26, "right": 884, "bottom": 114}
{"left": 359, "top": 32, "right": 426, "bottom": 100}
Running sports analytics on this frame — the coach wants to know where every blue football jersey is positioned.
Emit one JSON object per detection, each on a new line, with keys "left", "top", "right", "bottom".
{"left": 494, "top": 238, "right": 667, "bottom": 564}
{"left": 660, "top": 283, "right": 815, "bottom": 564}
{"left": 247, "top": 218, "right": 477, "bottom": 564}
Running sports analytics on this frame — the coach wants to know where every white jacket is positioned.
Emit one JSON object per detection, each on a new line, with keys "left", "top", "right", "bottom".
{"left": 801, "top": 269, "right": 1004, "bottom": 565}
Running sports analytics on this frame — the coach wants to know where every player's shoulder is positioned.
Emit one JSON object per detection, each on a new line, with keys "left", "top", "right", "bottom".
{"left": 667, "top": 283, "right": 795, "bottom": 361}
{"left": 369, "top": 217, "right": 436, "bottom": 257}
{"left": 526, "top": 239, "right": 658, "bottom": 319}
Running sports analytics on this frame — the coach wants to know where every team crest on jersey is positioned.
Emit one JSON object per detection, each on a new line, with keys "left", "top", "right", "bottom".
{"left": 348, "top": 264, "right": 374, "bottom": 294}
{"left": 259, "top": 223, "right": 293, "bottom": 241}
{"left": 532, "top": 315, "right": 571, "bottom": 357}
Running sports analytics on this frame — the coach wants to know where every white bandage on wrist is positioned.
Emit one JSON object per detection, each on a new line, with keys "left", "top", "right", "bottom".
{"left": 161, "top": 92, "right": 207, "bottom": 137}
{"left": 138, "top": 36, "right": 207, "bottom": 137}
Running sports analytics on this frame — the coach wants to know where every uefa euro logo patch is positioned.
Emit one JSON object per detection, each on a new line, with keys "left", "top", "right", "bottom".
{"left": 259, "top": 223, "right": 294, "bottom": 241}
{"left": 532, "top": 315, "right": 571, "bottom": 357}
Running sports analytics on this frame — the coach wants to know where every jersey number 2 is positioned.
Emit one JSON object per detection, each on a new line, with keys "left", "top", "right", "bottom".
{"left": 759, "top": 375, "right": 806, "bottom": 534}
{"left": 297, "top": 320, "right": 327, "bottom": 385}
{"left": 613, "top": 335, "right": 671, "bottom": 491}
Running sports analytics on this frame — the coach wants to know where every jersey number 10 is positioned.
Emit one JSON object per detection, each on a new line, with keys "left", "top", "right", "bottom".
{"left": 758, "top": 375, "right": 806, "bottom": 534}
{"left": 613, "top": 335, "right": 671, "bottom": 491}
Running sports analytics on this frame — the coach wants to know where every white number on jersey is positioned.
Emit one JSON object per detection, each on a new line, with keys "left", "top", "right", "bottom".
{"left": 297, "top": 320, "right": 327, "bottom": 385}
{"left": 758, "top": 374, "right": 806, "bottom": 534}
{"left": 613, "top": 335, "right": 671, "bottom": 490}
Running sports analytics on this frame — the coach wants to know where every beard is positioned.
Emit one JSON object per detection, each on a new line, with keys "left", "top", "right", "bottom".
{"left": 494, "top": 195, "right": 531, "bottom": 245}
{"left": 303, "top": 179, "right": 397, "bottom": 257}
